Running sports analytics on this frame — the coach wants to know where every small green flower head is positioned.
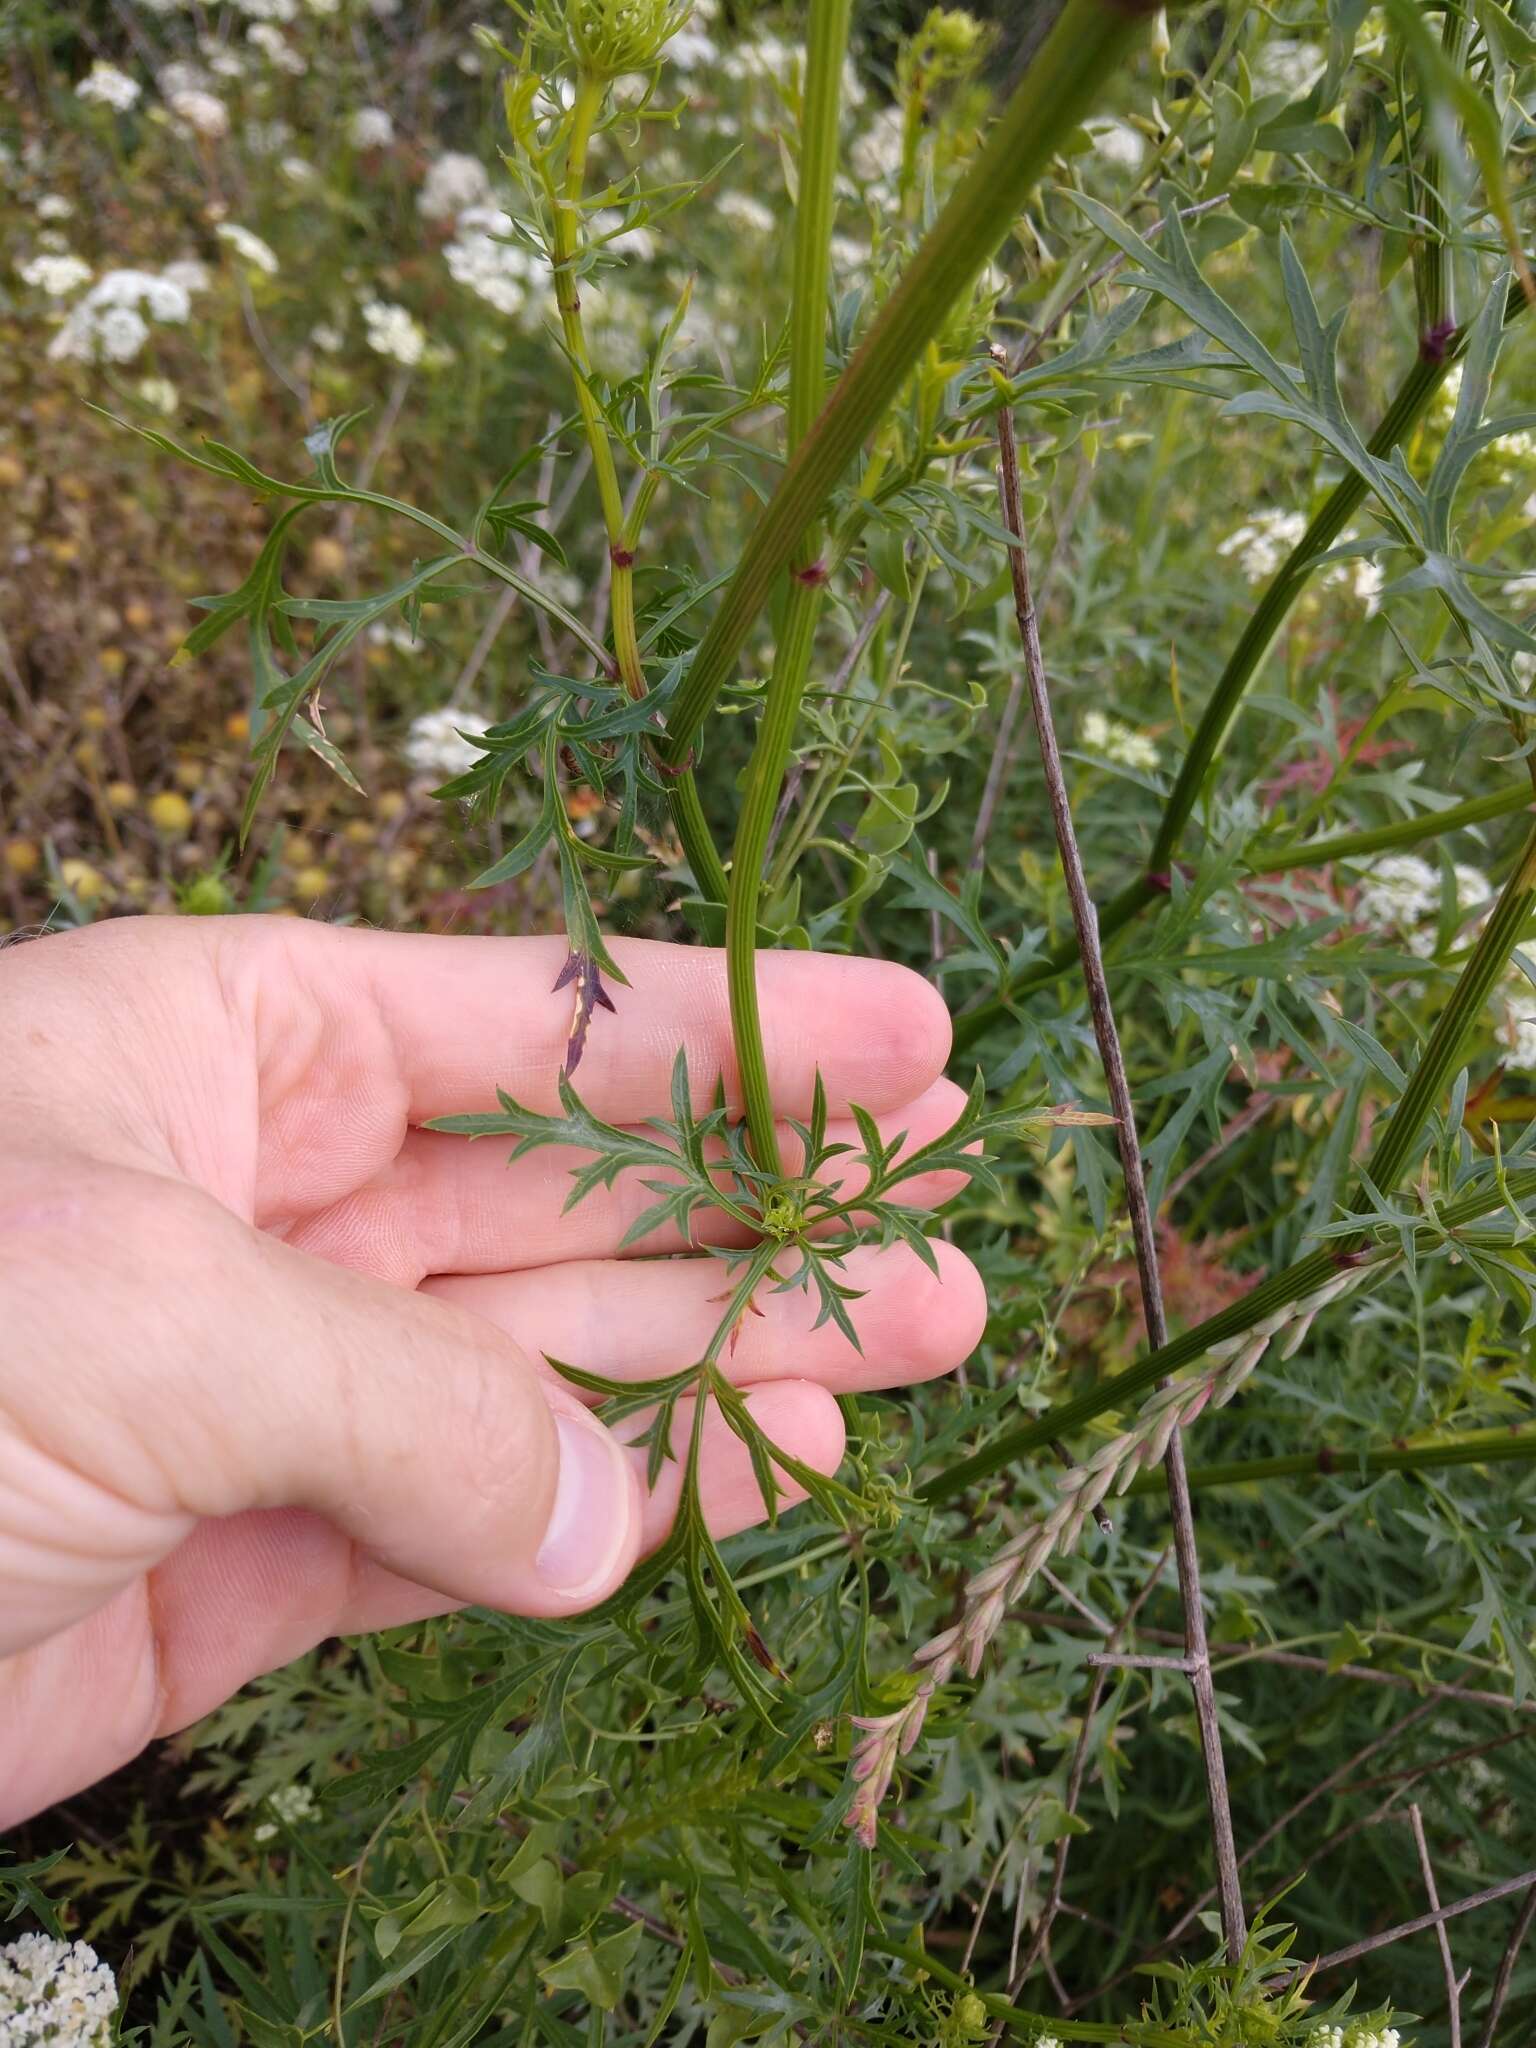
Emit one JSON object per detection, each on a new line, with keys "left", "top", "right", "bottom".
{"left": 923, "top": 7, "right": 987, "bottom": 69}
{"left": 519, "top": 0, "right": 695, "bottom": 80}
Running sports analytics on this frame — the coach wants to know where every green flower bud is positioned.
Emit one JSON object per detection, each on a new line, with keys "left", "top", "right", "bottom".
{"left": 955, "top": 1993, "right": 988, "bottom": 2034}
{"left": 525, "top": 0, "right": 696, "bottom": 80}
{"left": 178, "top": 872, "right": 235, "bottom": 916}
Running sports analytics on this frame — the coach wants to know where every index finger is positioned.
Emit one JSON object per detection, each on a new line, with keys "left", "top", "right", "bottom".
{"left": 268, "top": 923, "right": 952, "bottom": 1126}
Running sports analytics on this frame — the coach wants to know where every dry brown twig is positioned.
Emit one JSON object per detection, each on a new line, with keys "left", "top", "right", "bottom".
{"left": 1409, "top": 1802, "right": 1463, "bottom": 2048}
{"left": 1478, "top": 1879, "right": 1536, "bottom": 2048}
{"left": 987, "top": 370, "right": 1248, "bottom": 1960}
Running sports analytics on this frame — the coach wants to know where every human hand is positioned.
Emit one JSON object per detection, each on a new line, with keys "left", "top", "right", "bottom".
{"left": 0, "top": 916, "right": 982, "bottom": 1824}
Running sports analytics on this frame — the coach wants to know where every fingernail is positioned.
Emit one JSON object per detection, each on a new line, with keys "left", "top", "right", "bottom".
{"left": 536, "top": 1415, "right": 631, "bottom": 1601}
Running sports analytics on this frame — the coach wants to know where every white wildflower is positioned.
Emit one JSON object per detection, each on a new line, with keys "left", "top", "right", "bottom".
{"left": 667, "top": 25, "right": 716, "bottom": 68}
{"left": 204, "top": 46, "right": 248, "bottom": 78}
{"left": 1350, "top": 556, "right": 1384, "bottom": 613}
{"left": 405, "top": 704, "right": 488, "bottom": 778}
{"left": 361, "top": 297, "right": 426, "bottom": 367}
{"left": 1354, "top": 853, "right": 1438, "bottom": 933}
{"left": 162, "top": 257, "right": 210, "bottom": 294}
{"left": 46, "top": 267, "right": 191, "bottom": 362}
{"left": 1497, "top": 961, "right": 1536, "bottom": 1069}
{"left": 35, "top": 194, "right": 73, "bottom": 220}
{"left": 309, "top": 320, "right": 344, "bottom": 353}
{"left": 1081, "top": 709, "right": 1158, "bottom": 771}
{"left": 1218, "top": 507, "right": 1307, "bottom": 582}
{"left": 252, "top": 1781, "right": 319, "bottom": 1842}
{"left": 168, "top": 87, "right": 230, "bottom": 138}
{"left": 76, "top": 62, "right": 141, "bottom": 110}
{"left": 159, "top": 59, "right": 209, "bottom": 96}
{"left": 247, "top": 23, "right": 306, "bottom": 72}
{"left": 16, "top": 252, "right": 92, "bottom": 296}
{"left": 443, "top": 207, "right": 539, "bottom": 319}
{"left": 591, "top": 208, "right": 655, "bottom": 260}
{"left": 216, "top": 222, "right": 280, "bottom": 276}
{"left": 232, "top": 0, "right": 299, "bottom": 20}
{"left": 0, "top": 1932, "right": 118, "bottom": 2048}
{"left": 137, "top": 375, "right": 178, "bottom": 412}
{"left": 716, "top": 189, "right": 775, "bottom": 235}
{"left": 281, "top": 156, "right": 315, "bottom": 183}
{"left": 349, "top": 106, "right": 394, "bottom": 148}
{"left": 98, "top": 305, "right": 151, "bottom": 360}
{"left": 418, "top": 150, "right": 490, "bottom": 222}
{"left": 1087, "top": 117, "right": 1144, "bottom": 170}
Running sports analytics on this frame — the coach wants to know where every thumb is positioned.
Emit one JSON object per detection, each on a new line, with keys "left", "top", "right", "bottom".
{"left": 0, "top": 1159, "right": 644, "bottom": 1657}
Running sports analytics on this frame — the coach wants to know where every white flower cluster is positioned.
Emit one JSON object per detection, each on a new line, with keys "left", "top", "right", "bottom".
{"left": 1087, "top": 117, "right": 1144, "bottom": 170}
{"left": 252, "top": 1781, "right": 318, "bottom": 1842}
{"left": 216, "top": 222, "right": 279, "bottom": 275}
{"left": 247, "top": 22, "right": 306, "bottom": 73}
{"left": 76, "top": 61, "right": 140, "bottom": 110}
{"left": 418, "top": 150, "right": 490, "bottom": 222}
{"left": 361, "top": 298, "right": 426, "bottom": 367}
{"left": 1081, "top": 709, "right": 1158, "bottom": 772}
{"left": 1352, "top": 853, "right": 1490, "bottom": 957}
{"left": 404, "top": 705, "right": 488, "bottom": 779}
{"left": 0, "top": 1933, "right": 118, "bottom": 2048}
{"left": 850, "top": 104, "right": 903, "bottom": 186}
{"left": 443, "top": 207, "right": 541, "bottom": 319}
{"left": 16, "top": 252, "right": 92, "bottom": 297}
{"left": 349, "top": 106, "right": 394, "bottom": 148}
{"left": 1309, "top": 2028, "right": 1400, "bottom": 2048}
{"left": 1218, "top": 508, "right": 1307, "bottom": 582}
{"left": 167, "top": 86, "right": 230, "bottom": 137}
{"left": 46, "top": 264, "right": 201, "bottom": 363}
{"left": 1496, "top": 962, "right": 1536, "bottom": 1069}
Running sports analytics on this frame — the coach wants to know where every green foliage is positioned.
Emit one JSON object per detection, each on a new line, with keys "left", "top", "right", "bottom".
{"left": 16, "top": 0, "right": 1536, "bottom": 2043}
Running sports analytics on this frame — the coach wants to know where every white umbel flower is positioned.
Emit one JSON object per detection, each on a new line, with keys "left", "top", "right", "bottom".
{"left": 405, "top": 705, "right": 488, "bottom": 778}
{"left": 0, "top": 1932, "right": 118, "bottom": 2048}
{"left": 1353, "top": 853, "right": 1438, "bottom": 933}
{"left": 418, "top": 150, "right": 490, "bottom": 222}
{"left": 167, "top": 87, "right": 230, "bottom": 137}
{"left": 76, "top": 61, "right": 141, "bottom": 109}
{"left": 443, "top": 207, "right": 539, "bottom": 319}
{"left": 716, "top": 190, "right": 775, "bottom": 235}
{"left": 252, "top": 1780, "right": 318, "bottom": 1841}
{"left": 16, "top": 252, "right": 92, "bottom": 296}
{"left": 216, "top": 222, "right": 279, "bottom": 275}
{"left": 349, "top": 106, "right": 394, "bottom": 148}
{"left": 1081, "top": 709, "right": 1159, "bottom": 772}
{"left": 1218, "top": 508, "right": 1307, "bottom": 582}
{"left": 361, "top": 298, "right": 426, "bottom": 367}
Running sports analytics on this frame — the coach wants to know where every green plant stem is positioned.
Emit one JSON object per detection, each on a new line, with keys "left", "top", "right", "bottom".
{"left": 660, "top": 0, "right": 1156, "bottom": 780}
{"left": 1123, "top": 1424, "right": 1536, "bottom": 1499}
{"left": 725, "top": 0, "right": 849, "bottom": 1170}
{"left": 541, "top": 69, "right": 729, "bottom": 903}
{"left": 922, "top": 1020, "right": 1536, "bottom": 1508}
{"left": 866, "top": 1940, "right": 1194, "bottom": 2046}
{"left": 1247, "top": 783, "right": 1535, "bottom": 874}
{"left": 951, "top": 278, "right": 1534, "bottom": 1053}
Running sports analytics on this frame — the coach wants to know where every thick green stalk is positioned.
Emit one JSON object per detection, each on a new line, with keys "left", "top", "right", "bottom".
{"left": 1124, "top": 1424, "right": 1536, "bottom": 1500}
{"left": 725, "top": 0, "right": 849, "bottom": 1170}
{"left": 952, "top": 280, "right": 1533, "bottom": 1052}
{"left": 1247, "top": 783, "right": 1535, "bottom": 874}
{"left": 661, "top": 0, "right": 1157, "bottom": 783}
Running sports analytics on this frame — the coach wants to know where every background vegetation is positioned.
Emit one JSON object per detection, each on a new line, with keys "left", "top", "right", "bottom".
{"left": 5, "top": 1, "right": 1536, "bottom": 2043}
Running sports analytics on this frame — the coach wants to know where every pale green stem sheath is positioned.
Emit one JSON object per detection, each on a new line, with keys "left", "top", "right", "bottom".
{"left": 662, "top": 0, "right": 1159, "bottom": 784}
{"left": 725, "top": 0, "right": 849, "bottom": 1171}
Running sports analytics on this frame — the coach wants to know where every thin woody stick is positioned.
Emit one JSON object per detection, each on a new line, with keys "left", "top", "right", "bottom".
{"left": 1409, "top": 1802, "right": 1463, "bottom": 2048}
{"left": 993, "top": 368, "right": 1248, "bottom": 1961}
{"left": 1477, "top": 1881, "right": 1536, "bottom": 2048}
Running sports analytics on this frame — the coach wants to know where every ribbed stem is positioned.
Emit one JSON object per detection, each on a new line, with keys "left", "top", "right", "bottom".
{"left": 661, "top": 0, "right": 1155, "bottom": 769}
{"left": 921, "top": 1140, "right": 1536, "bottom": 1504}
{"left": 1126, "top": 1424, "right": 1536, "bottom": 1499}
{"left": 725, "top": 0, "right": 849, "bottom": 1170}
{"left": 1248, "top": 783, "right": 1535, "bottom": 874}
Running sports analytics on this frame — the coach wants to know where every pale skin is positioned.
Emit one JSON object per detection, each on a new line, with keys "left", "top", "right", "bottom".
{"left": 0, "top": 916, "right": 983, "bottom": 1826}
